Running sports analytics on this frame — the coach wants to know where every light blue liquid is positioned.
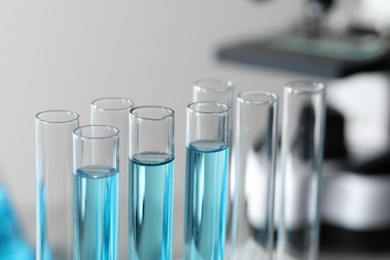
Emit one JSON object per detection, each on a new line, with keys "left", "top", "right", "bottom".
{"left": 37, "top": 171, "right": 71, "bottom": 260}
{"left": 129, "top": 153, "right": 174, "bottom": 260}
{"left": 184, "top": 141, "right": 229, "bottom": 260}
{"left": 36, "top": 173, "right": 51, "bottom": 260}
{"left": 73, "top": 165, "right": 119, "bottom": 260}
{"left": 0, "top": 186, "right": 34, "bottom": 260}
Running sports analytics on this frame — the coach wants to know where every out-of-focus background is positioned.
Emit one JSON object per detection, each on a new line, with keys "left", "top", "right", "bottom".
{"left": 0, "top": 0, "right": 390, "bottom": 259}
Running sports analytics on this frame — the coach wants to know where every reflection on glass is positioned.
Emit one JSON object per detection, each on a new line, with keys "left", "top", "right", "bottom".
{"left": 36, "top": 110, "right": 79, "bottom": 260}
{"left": 91, "top": 97, "right": 134, "bottom": 259}
{"left": 277, "top": 81, "right": 326, "bottom": 260}
{"left": 73, "top": 125, "right": 119, "bottom": 260}
{"left": 128, "top": 106, "right": 175, "bottom": 260}
{"left": 184, "top": 102, "right": 230, "bottom": 260}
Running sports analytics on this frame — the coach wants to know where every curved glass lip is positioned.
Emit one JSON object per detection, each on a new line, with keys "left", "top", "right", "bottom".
{"left": 36, "top": 110, "right": 79, "bottom": 124}
{"left": 238, "top": 91, "right": 279, "bottom": 105}
{"left": 91, "top": 97, "right": 134, "bottom": 111}
{"left": 285, "top": 80, "right": 326, "bottom": 95}
{"left": 187, "top": 101, "right": 229, "bottom": 115}
{"left": 73, "top": 124, "right": 119, "bottom": 140}
{"left": 194, "top": 78, "right": 235, "bottom": 93}
{"left": 130, "top": 106, "right": 175, "bottom": 121}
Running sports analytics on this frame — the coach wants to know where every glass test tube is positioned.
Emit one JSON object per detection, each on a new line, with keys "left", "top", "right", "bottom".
{"left": 73, "top": 125, "right": 120, "bottom": 260}
{"left": 277, "top": 81, "right": 326, "bottom": 260}
{"left": 91, "top": 97, "right": 134, "bottom": 260}
{"left": 193, "top": 79, "right": 235, "bottom": 111}
{"left": 231, "top": 91, "right": 278, "bottom": 260}
{"left": 128, "top": 106, "right": 175, "bottom": 260}
{"left": 183, "top": 102, "right": 230, "bottom": 260}
{"left": 36, "top": 110, "right": 79, "bottom": 260}
{"left": 192, "top": 79, "right": 236, "bottom": 257}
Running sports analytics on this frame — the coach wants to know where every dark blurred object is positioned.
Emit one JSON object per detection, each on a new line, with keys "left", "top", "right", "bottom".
{"left": 323, "top": 107, "right": 347, "bottom": 159}
{"left": 294, "top": 105, "right": 347, "bottom": 160}
{"left": 217, "top": 0, "right": 390, "bottom": 77}
{"left": 218, "top": 31, "right": 390, "bottom": 78}
{"left": 348, "top": 149, "right": 390, "bottom": 175}
{"left": 0, "top": 185, "right": 34, "bottom": 259}
{"left": 321, "top": 223, "right": 390, "bottom": 253}
{"left": 319, "top": 73, "right": 390, "bottom": 253}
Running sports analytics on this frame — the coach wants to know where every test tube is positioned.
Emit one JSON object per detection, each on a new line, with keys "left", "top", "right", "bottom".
{"left": 73, "top": 125, "right": 120, "bottom": 260}
{"left": 277, "top": 80, "right": 326, "bottom": 260}
{"left": 193, "top": 79, "right": 235, "bottom": 112}
{"left": 183, "top": 102, "right": 230, "bottom": 260}
{"left": 91, "top": 97, "right": 134, "bottom": 259}
{"left": 128, "top": 106, "right": 175, "bottom": 260}
{"left": 192, "top": 79, "right": 236, "bottom": 257}
{"left": 36, "top": 110, "right": 79, "bottom": 260}
{"left": 231, "top": 91, "right": 278, "bottom": 260}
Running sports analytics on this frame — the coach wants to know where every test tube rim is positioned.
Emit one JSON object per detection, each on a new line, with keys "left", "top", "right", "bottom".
{"left": 36, "top": 110, "right": 80, "bottom": 125}
{"left": 238, "top": 90, "right": 279, "bottom": 105}
{"left": 285, "top": 80, "right": 326, "bottom": 95}
{"left": 194, "top": 78, "right": 235, "bottom": 93}
{"left": 187, "top": 101, "right": 229, "bottom": 116}
{"left": 130, "top": 105, "right": 175, "bottom": 122}
{"left": 91, "top": 97, "right": 134, "bottom": 112}
{"left": 73, "top": 124, "right": 120, "bottom": 140}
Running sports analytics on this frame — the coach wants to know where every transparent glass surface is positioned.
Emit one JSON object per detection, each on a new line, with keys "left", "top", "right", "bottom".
{"left": 184, "top": 102, "right": 230, "bottom": 260}
{"left": 128, "top": 106, "right": 175, "bottom": 260}
{"left": 91, "top": 97, "right": 134, "bottom": 260}
{"left": 192, "top": 79, "right": 236, "bottom": 254}
{"left": 193, "top": 79, "right": 235, "bottom": 113}
{"left": 277, "top": 81, "right": 326, "bottom": 260}
{"left": 73, "top": 125, "right": 120, "bottom": 260}
{"left": 231, "top": 91, "right": 278, "bottom": 260}
{"left": 35, "top": 110, "right": 79, "bottom": 260}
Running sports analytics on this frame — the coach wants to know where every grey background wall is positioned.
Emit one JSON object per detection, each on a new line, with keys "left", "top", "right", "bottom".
{"left": 0, "top": 0, "right": 311, "bottom": 257}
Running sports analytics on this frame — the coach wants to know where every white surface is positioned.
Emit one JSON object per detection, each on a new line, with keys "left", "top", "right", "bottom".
{"left": 327, "top": 73, "right": 390, "bottom": 161}
{"left": 323, "top": 166, "right": 390, "bottom": 230}
{"left": 0, "top": 0, "right": 323, "bottom": 257}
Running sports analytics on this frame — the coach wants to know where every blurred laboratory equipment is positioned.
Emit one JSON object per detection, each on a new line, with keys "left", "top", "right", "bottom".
{"left": 0, "top": 184, "right": 34, "bottom": 259}
{"left": 218, "top": 0, "right": 390, "bottom": 256}
{"left": 320, "top": 72, "right": 390, "bottom": 253}
{"left": 218, "top": 0, "right": 390, "bottom": 77}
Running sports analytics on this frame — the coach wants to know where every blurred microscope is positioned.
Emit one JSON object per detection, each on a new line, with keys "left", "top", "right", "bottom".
{"left": 218, "top": 0, "right": 390, "bottom": 255}
{"left": 219, "top": 0, "right": 390, "bottom": 77}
